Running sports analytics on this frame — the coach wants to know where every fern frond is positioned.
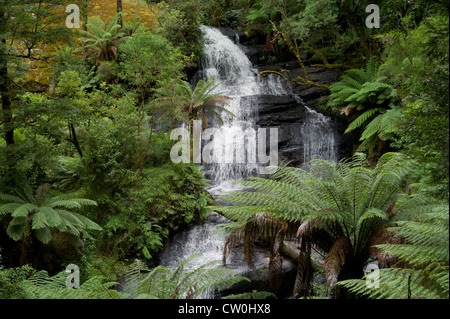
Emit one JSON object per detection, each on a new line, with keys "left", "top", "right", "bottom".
{"left": 0, "top": 202, "right": 21, "bottom": 216}
{"left": 345, "top": 108, "right": 383, "bottom": 134}
{"left": 11, "top": 203, "right": 38, "bottom": 217}
{"left": 338, "top": 204, "right": 449, "bottom": 299}
{"left": 0, "top": 194, "right": 26, "bottom": 204}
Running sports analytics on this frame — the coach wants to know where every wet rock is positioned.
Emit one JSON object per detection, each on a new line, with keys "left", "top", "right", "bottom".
{"left": 215, "top": 27, "right": 248, "bottom": 44}
{"left": 256, "top": 95, "right": 306, "bottom": 126}
{"left": 221, "top": 246, "right": 297, "bottom": 298}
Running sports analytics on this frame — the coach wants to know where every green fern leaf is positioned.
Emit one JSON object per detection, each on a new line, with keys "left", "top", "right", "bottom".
{"left": 345, "top": 108, "right": 383, "bottom": 134}
{"left": 11, "top": 203, "right": 38, "bottom": 217}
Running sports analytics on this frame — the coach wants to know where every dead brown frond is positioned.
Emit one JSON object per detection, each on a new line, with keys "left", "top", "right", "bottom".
{"left": 254, "top": 212, "right": 279, "bottom": 238}
{"left": 292, "top": 236, "right": 313, "bottom": 297}
{"left": 243, "top": 222, "right": 256, "bottom": 270}
{"left": 200, "top": 110, "right": 208, "bottom": 130}
{"left": 296, "top": 220, "right": 315, "bottom": 238}
{"left": 366, "top": 224, "right": 403, "bottom": 267}
{"left": 324, "top": 236, "right": 352, "bottom": 288}
{"left": 223, "top": 226, "right": 244, "bottom": 266}
{"left": 207, "top": 96, "right": 231, "bottom": 106}
{"left": 269, "top": 222, "right": 288, "bottom": 291}
{"left": 340, "top": 107, "right": 352, "bottom": 116}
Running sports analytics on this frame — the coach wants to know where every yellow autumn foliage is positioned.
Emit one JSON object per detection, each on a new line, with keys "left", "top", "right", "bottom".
{"left": 89, "top": 0, "right": 158, "bottom": 27}
{"left": 24, "top": 0, "right": 158, "bottom": 88}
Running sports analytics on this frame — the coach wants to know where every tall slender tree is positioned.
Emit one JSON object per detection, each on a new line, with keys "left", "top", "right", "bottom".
{"left": 0, "top": 0, "right": 71, "bottom": 146}
{"left": 117, "top": 0, "right": 123, "bottom": 27}
{"left": 0, "top": 3, "right": 14, "bottom": 146}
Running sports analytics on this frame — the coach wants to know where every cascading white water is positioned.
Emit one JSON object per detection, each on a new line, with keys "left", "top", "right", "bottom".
{"left": 299, "top": 103, "right": 339, "bottom": 168}
{"left": 160, "top": 25, "right": 289, "bottom": 275}
{"left": 198, "top": 25, "right": 290, "bottom": 195}
{"left": 200, "top": 26, "right": 260, "bottom": 98}
{"left": 160, "top": 26, "right": 265, "bottom": 273}
{"left": 159, "top": 212, "right": 229, "bottom": 269}
{"left": 159, "top": 26, "right": 339, "bottom": 298}
{"left": 199, "top": 26, "right": 259, "bottom": 194}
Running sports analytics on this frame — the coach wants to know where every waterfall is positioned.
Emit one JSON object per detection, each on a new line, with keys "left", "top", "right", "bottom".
{"left": 159, "top": 212, "right": 229, "bottom": 269}
{"left": 197, "top": 25, "right": 291, "bottom": 195}
{"left": 302, "top": 106, "right": 338, "bottom": 165}
{"left": 296, "top": 95, "right": 339, "bottom": 168}
{"left": 198, "top": 25, "right": 259, "bottom": 194}
{"left": 159, "top": 26, "right": 340, "bottom": 297}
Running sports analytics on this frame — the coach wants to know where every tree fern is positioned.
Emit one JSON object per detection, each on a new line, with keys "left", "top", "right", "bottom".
{"left": 337, "top": 204, "right": 449, "bottom": 299}
{"left": 215, "top": 152, "right": 422, "bottom": 297}
{"left": 175, "top": 77, "right": 234, "bottom": 130}
{"left": 77, "top": 13, "right": 127, "bottom": 66}
{"left": 0, "top": 183, "right": 101, "bottom": 265}
{"left": 329, "top": 60, "right": 401, "bottom": 158}
{"left": 23, "top": 270, "right": 121, "bottom": 299}
{"left": 329, "top": 59, "right": 379, "bottom": 112}
{"left": 345, "top": 108, "right": 384, "bottom": 134}
{"left": 359, "top": 107, "right": 402, "bottom": 142}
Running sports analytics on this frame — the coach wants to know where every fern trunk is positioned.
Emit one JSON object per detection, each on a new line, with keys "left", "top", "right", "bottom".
{"left": 19, "top": 234, "right": 28, "bottom": 266}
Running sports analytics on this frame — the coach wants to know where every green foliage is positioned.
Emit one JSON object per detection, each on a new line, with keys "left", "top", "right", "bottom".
{"left": 329, "top": 60, "right": 396, "bottom": 112}
{"left": 121, "top": 254, "right": 249, "bottom": 299}
{"left": 99, "top": 162, "right": 211, "bottom": 261}
{"left": 329, "top": 60, "right": 401, "bottom": 158}
{"left": 119, "top": 29, "right": 184, "bottom": 91}
{"left": 78, "top": 13, "right": 127, "bottom": 66}
{"left": 217, "top": 152, "right": 412, "bottom": 224}
{"left": 0, "top": 263, "right": 35, "bottom": 298}
{"left": 279, "top": 0, "right": 339, "bottom": 45}
{"left": 351, "top": 107, "right": 403, "bottom": 154}
{"left": 50, "top": 45, "right": 101, "bottom": 91}
{"left": 378, "top": 13, "right": 449, "bottom": 196}
{"left": 174, "top": 77, "right": 233, "bottom": 129}
{"left": 9, "top": 254, "right": 249, "bottom": 299}
{"left": 0, "top": 182, "right": 100, "bottom": 245}
{"left": 153, "top": 1, "right": 205, "bottom": 66}
{"left": 338, "top": 204, "right": 449, "bottom": 299}
{"left": 22, "top": 269, "right": 121, "bottom": 299}
{"left": 215, "top": 153, "right": 424, "bottom": 296}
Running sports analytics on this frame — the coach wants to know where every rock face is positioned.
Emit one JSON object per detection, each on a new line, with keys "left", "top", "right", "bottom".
{"left": 255, "top": 65, "right": 355, "bottom": 166}
{"left": 207, "top": 25, "right": 356, "bottom": 169}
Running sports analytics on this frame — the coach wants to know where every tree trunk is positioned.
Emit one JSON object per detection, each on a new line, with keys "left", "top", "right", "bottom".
{"left": 0, "top": 5, "right": 14, "bottom": 145}
{"left": 117, "top": 0, "right": 123, "bottom": 27}
{"left": 69, "top": 123, "right": 83, "bottom": 157}
{"left": 19, "top": 235, "right": 27, "bottom": 266}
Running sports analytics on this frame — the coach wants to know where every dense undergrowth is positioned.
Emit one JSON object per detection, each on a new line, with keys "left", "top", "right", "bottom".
{"left": 0, "top": 0, "right": 448, "bottom": 299}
